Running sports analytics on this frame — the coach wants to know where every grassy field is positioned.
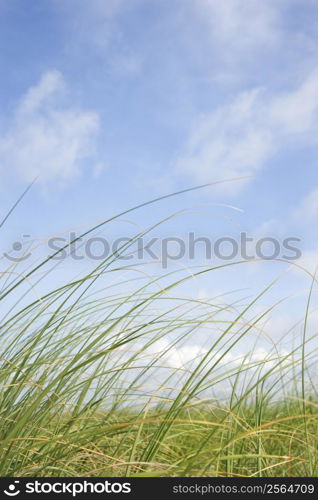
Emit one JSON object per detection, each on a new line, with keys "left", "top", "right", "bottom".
{"left": 0, "top": 190, "right": 317, "bottom": 477}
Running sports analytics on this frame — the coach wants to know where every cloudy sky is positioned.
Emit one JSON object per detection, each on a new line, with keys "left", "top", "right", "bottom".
{"left": 1, "top": 0, "right": 318, "bottom": 341}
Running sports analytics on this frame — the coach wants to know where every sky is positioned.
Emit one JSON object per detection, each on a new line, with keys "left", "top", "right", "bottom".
{"left": 1, "top": 0, "right": 318, "bottom": 362}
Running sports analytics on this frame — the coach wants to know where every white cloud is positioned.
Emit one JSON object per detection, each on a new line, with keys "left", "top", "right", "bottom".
{"left": 148, "top": 337, "right": 293, "bottom": 373}
{"left": 148, "top": 338, "right": 207, "bottom": 370}
{"left": 295, "top": 249, "right": 318, "bottom": 275}
{"left": 109, "top": 53, "right": 143, "bottom": 77}
{"left": 199, "top": 0, "right": 281, "bottom": 57}
{"left": 269, "top": 69, "right": 318, "bottom": 134}
{"left": 176, "top": 88, "right": 274, "bottom": 193}
{"left": 176, "top": 69, "right": 318, "bottom": 193}
{"left": 295, "top": 187, "right": 318, "bottom": 221}
{"left": 57, "top": 0, "right": 128, "bottom": 50}
{"left": 55, "top": 0, "right": 143, "bottom": 78}
{"left": 0, "top": 70, "right": 100, "bottom": 186}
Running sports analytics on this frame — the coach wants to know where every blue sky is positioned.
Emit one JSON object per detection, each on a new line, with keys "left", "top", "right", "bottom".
{"left": 1, "top": 0, "right": 318, "bottom": 348}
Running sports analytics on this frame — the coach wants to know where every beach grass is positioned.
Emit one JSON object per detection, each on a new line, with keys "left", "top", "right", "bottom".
{"left": 0, "top": 188, "right": 317, "bottom": 477}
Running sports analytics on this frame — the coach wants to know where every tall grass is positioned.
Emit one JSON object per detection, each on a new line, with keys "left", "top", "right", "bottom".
{"left": 0, "top": 188, "right": 317, "bottom": 477}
